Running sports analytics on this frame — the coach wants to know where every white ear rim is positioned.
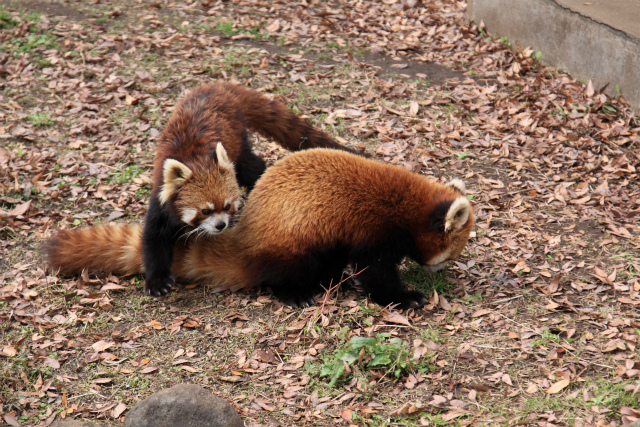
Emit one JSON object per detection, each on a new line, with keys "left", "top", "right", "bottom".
{"left": 159, "top": 159, "right": 192, "bottom": 205}
{"left": 447, "top": 178, "right": 466, "bottom": 194}
{"left": 444, "top": 196, "right": 470, "bottom": 233}
{"left": 216, "top": 143, "right": 235, "bottom": 172}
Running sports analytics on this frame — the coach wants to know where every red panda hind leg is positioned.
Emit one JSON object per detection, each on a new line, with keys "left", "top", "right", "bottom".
{"left": 251, "top": 251, "right": 349, "bottom": 308}
{"left": 352, "top": 257, "right": 428, "bottom": 310}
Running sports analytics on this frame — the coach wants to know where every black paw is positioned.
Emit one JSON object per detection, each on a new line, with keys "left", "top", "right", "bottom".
{"left": 397, "top": 290, "right": 428, "bottom": 310}
{"left": 339, "top": 268, "right": 360, "bottom": 291}
{"left": 273, "top": 289, "right": 318, "bottom": 308}
{"left": 372, "top": 290, "right": 428, "bottom": 310}
{"left": 145, "top": 274, "right": 175, "bottom": 297}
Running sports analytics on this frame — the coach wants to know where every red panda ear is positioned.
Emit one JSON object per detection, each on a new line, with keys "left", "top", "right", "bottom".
{"left": 444, "top": 196, "right": 470, "bottom": 232}
{"left": 216, "top": 143, "right": 235, "bottom": 172}
{"left": 159, "top": 159, "right": 193, "bottom": 205}
{"left": 447, "top": 178, "right": 466, "bottom": 195}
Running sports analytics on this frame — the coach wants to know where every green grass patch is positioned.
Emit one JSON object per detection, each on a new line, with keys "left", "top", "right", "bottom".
{"left": 16, "top": 32, "right": 59, "bottom": 53}
{"left": 32, "top": 55, "right": 52, "bottom": 69}
{"left": 530, "top": 328, "right": 561, "bottom": 348}
{"left": 215, "top": 20, "right": 236, "bottom": 36}
{"left": 0, "top": 7, "right": 19, "bottom": 28}
{"left": 0, "top": 8, "right": 48, "bottom": 54}
{"left": 135, "top": 186, "right": 151, "bottom": 198}
{"left": 202, "top": 48, "right": 261, "bottom": 77}
{"left": 191, "top": 23, "right": 214, "bottom": 32}
{"left": 215, "top": 20, "right": 268, "bottom": 40}
{"left": 587, "top": 380, "right": 640, "bottom": 412}
{"left": 522, "top": 379, "right": 640, "bottom": 422}
{"left": 401, "top": 260, "right": 452, "bottom": 296}
{"left": 27, "top": 112, "right": 54, "bottom": 126}
{"left": 26, "top": 112, "right": 54, "bottom": 127}
{"left": 245, "top": 26, "right": 269, "bottom": 41}
{"left": 109, "top": 165, "right": 145, "bottom": 184}
{"left": 316, "top": 333, "right": 431, "bottom": 387}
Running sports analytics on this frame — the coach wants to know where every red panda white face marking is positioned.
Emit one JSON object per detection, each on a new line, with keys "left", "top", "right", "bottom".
{"left": 424, "top": 249, "right": 451, "bottom": 272}
{"left": 181, "top": 208, "right": 198, "bottom": 225}
{"left": 182, "top": 196, "right": 241, "bottom": 238}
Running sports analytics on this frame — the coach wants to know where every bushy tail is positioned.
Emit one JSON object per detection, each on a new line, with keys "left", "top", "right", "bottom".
{"left": 222, "top": 82, "right": 356, "bottom": 153}
{"left": 44, "top": 223, "right": 144, "bottom": 276}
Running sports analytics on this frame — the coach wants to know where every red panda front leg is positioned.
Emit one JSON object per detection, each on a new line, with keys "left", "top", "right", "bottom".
{"left": 142, "top": 197, "right": 181, "bottom": 297}
{"left": 354, "top": 258, "right": 428, "bottom": 310}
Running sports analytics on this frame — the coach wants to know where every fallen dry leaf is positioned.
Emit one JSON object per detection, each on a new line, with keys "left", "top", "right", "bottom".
{"left": 382, "top": 311, "right": 412, "bottom": 326}
{"left": 91, "top": 341, "right": 114, "bottom": 352}
{"left": 546, "top": 379, "right": 570, "bottom": 394}
{"left": 0, "top": 200, "right": 31, "bottom": 218}
{"left": 112, "top": 402, "right": 127, "bottom": 419}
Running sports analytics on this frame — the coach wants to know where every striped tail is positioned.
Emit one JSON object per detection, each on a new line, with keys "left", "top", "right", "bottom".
{"left": 221, "top": 82, "right": 357, "bottom": 153}
{"left": 43, "top": 223, "right": 144, "bottom": 276}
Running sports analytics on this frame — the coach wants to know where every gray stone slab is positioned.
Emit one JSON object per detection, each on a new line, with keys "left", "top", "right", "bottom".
{"left": 625, "top": 418, "right": 640, "bottom": 427}
{"left": 124, "top": 384, "right": 243, "bottom": 427}
{"left": 467, "top": 0, "right": 640, "bottom": 108}
{"left": 555, "top": 0, "right": 640, "bottom": 39}
{"left": 50, "top": 420, "right": 108, "bottom": 427}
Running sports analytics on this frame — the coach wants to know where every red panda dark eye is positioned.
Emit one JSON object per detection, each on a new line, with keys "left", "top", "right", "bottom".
{"left": 201, "top": 209, "right": 212, "bottom": 215}
{"left": 223, "top": 204, "right": 231, "bottom": 211}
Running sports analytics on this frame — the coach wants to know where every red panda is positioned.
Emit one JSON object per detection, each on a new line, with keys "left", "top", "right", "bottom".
{"left": 45, "top": 149, "right": 474, "bottom": 309}
{"left": 143, "top": 82, "right": 355, "bottom": 297}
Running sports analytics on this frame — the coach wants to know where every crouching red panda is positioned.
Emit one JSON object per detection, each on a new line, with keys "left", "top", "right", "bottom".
{"left": 45, "top": 149, "right": 474, "bottom": 309}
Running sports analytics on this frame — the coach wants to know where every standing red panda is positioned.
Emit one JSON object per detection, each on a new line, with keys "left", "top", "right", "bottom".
{"left": 143, "top": 82, "right": 355, "bottom": 297}
{"left": 45, "top": 149, "right": 474, "bottom": 309}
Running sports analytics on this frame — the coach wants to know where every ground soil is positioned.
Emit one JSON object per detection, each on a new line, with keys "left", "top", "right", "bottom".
{"left": 1, "top": 1, "right": 639, "bottom": 427}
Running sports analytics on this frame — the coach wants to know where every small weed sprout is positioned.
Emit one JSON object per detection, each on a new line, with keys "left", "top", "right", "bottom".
{"left": 109, "top": 165, "right": 145, "bottom": 184}
{"left": 216, "top": 20, "right": 236, "bottom": 37}
{"left": 319, "top": 334, "right": 416, "bottom": 387}
{"left": 27, "top": 112, "right": 54, "bottom": 127}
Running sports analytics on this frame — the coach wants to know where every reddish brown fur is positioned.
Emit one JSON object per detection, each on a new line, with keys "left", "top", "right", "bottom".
{"left": 44, "top": 224, "right": 143, "bottom": 276}
{"left": 46, "top": 149, "right": 474, "bottom": 308}
{"left": 151, "top": 81, "right": 351, "bottom": 197}
{"left": 142, "top": 81, "right": 354, "bottom": 297}
{"left": 176, "top": 149, "right": 474, "bottom": 284}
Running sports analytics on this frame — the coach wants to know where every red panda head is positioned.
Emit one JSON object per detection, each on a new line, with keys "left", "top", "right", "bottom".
{"left": 418, "top": 178, "right": 474, "bottom": 271}
{"left": 159, "top": 143, "right": 242, "bottom": 236}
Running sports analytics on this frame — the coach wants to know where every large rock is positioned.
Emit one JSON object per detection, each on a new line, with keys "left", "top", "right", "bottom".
{"left": 51, "top": 420, "right": 107, "bottom": 427}
{"left": 124, "top": 384, "right": 243, "bottom": 427}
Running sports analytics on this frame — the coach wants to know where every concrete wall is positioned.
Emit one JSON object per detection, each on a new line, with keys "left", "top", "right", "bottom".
{"left": 467, "top": 0, "right": 640, "bottom": 108}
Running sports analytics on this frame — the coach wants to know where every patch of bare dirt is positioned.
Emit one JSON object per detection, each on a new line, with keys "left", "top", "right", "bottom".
{"left": 4, "top": 0, "right": 87, "bottom": 21}
{"left": 1, "top": 0, "right": 639, "bottom": 426}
